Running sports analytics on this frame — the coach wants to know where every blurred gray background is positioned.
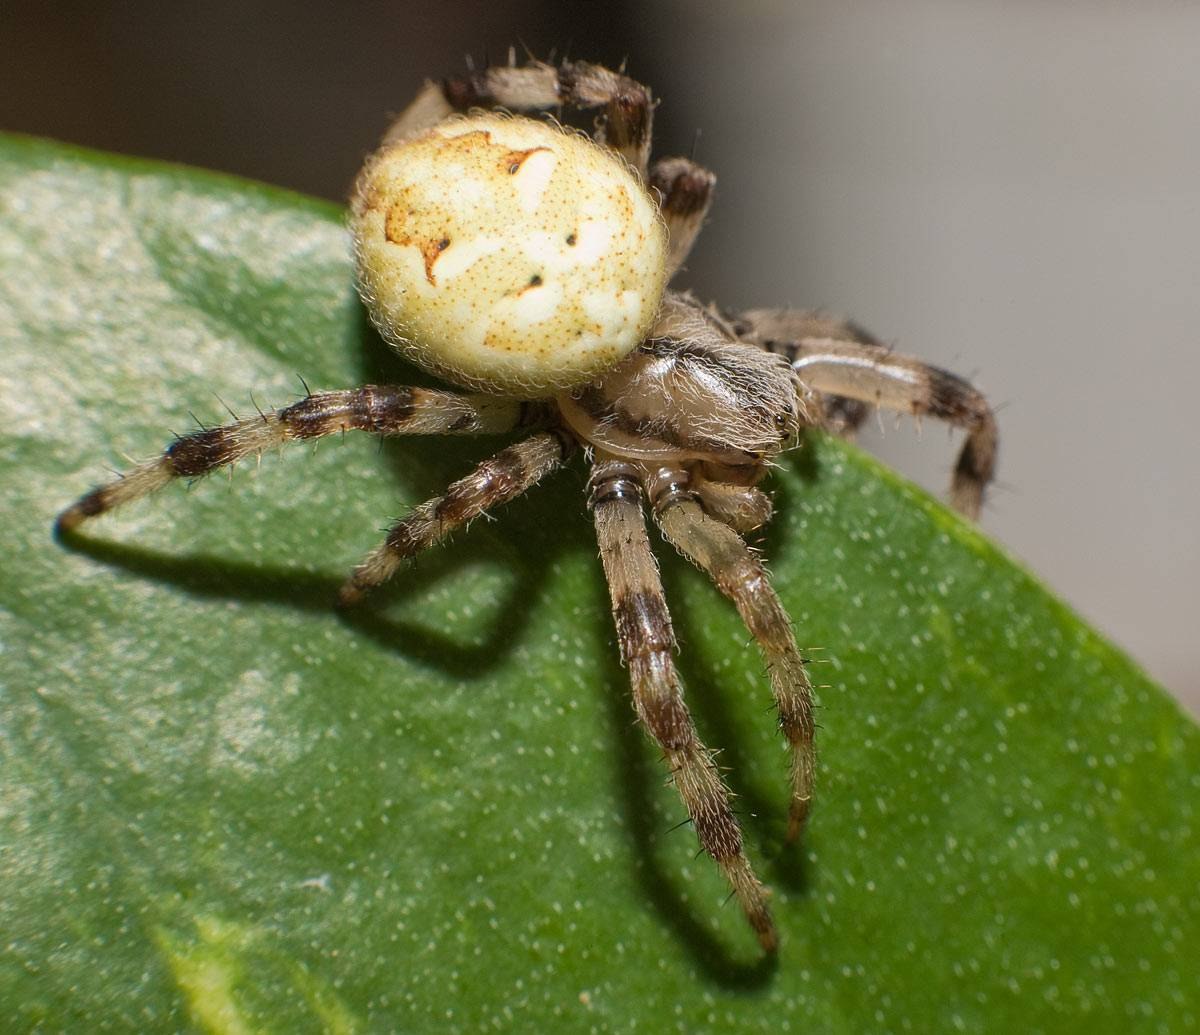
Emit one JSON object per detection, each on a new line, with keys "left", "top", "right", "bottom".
{"left": 4, "top": 1, "right": 1196, "bottom": 713}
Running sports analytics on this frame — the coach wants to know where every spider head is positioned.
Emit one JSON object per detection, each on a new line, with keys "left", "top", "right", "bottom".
{"left": 351, "top": 112, "right": 668, "bottom": 396}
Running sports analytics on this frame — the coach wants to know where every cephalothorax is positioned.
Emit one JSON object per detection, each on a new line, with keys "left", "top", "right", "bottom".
{"left": 58, "top": 58, "right": 996, "bottom": 951}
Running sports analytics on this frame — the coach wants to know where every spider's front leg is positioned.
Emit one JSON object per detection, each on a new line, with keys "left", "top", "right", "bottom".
{"left": 589, "top": 458, "right": 777, "bottom": 952}
{"left": 738, "top": 308, "right": 998, "bottom": 518}
{"left": 385, "top": 59, "right": 654, "bottom": 176}
{"left": 646, "top": 468, "right": 816, "bottom": 842}
{"left": 57, "top": 387, "right": 531, "bottom": 532}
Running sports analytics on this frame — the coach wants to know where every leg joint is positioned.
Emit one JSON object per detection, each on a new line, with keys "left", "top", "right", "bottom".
{"left": 587, "top": 466, "right": 643, "bottom": 510}
{"left": 634, "top": 679, "right": 693, "bottom": 751}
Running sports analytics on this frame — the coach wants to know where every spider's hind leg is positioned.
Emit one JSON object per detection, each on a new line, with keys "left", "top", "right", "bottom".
{"left": 57, "top": 387, "right": 527, "bottom": 532}
{"left": 589, "top": 458, "right": 777, "bottom": 952}
{"left": 650, "top": 157, "right": 716, "bottom": 279}
{"left": 386, "top": 59, "right": 654, "bottom": 176}
{"left": 339, "top": 429, "right": 574, "bottom": 605}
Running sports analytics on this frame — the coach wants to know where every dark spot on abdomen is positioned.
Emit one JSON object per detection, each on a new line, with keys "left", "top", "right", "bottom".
{"left": 499, "top": 146, "right": 550, "bottom": 175}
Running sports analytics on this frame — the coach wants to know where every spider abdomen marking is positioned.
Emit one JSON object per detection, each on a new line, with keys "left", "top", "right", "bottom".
{"left": 352, "top": 113, "right": 668, "bottom": 395}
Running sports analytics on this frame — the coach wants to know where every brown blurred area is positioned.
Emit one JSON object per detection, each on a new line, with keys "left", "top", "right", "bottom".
{"left": 0, "top": 0, "right": 662, "bottom": 200}
{"left": 4, "top": 1, "right": 1197, "bottom": 713}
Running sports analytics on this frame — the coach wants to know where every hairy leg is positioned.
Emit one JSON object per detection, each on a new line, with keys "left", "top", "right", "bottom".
{"left": 732, "top": 309, "right": 882, "bottom": 436}
{"left": 646, "top": 469, "right": 815, "bottom": 842}
{"left": 58, "top": 387, "right": 532, "bottom": 532}
{"left": 649, "top": 156, "right": 716, "bottom": 278}
{"left": 589, "top": 458, "right": 777, "bottom": 952}
{"left": 339, "top": 430, "right": 573, "bottom": 605}
{"left": 384, "top": 59, "right": 654, "bottom": 176}
{"left": 690, "top": 477, "right": 773, "bottom": 534}
{"left": 738, "top": 308, "right": 997, "bottom": 518}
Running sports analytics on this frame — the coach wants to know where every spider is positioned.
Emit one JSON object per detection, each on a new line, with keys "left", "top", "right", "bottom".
{"left": 57, "top": 58, "right": 997, "bottom": 952}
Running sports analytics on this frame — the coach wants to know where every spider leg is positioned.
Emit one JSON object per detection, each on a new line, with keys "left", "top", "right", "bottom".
{"left": 690, "top": 476, "right": 773, "bottom": 534}
{"left": 737, "top": 309, "right": 997, "bottom": 518}
{"left": 647, "top": 472, "right": 815, "bottom": 843}
{"left": 385, "top": 60, "right": 654, "bottom": 176}
{"left": 731, "top": 309, "right": 882, "bottom": 437}
{"left": 338, "top": 430, "right": 573, "bottom": 605}
{"left": 649, "top": 157, "right": 716, "bottom": 278}
{"left": 381, "top": 81, "right": 456, "bottom": 146}
{"left": 589, "top": 458, "right": 777, "bottom": 952}
{"left": 58, "top": 387, "right": 535, "bottom": 532}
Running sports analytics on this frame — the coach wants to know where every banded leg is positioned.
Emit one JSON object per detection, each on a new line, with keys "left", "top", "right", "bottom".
{"left": 339, "top": 430, "right": 573, "bottom": 605}
{"left": 739, "top": 309, "right": 998, "bottom": 518}
{"left": 650, "top": 157, "right": 716, "bottom": 278}
{"left": 385, "top": 59, "right": 654, "bottom": 176}
{"left": 589, "top": 459, "right": 776, "bottom": 952}
{"left": 648, "top": 473, "right": 815, "bottom": 842}
{"left": 58, "top": 387, "right": 531, "bottom": 532}
{"left": 732, "top": 309, "right": 880, "bottom": 436}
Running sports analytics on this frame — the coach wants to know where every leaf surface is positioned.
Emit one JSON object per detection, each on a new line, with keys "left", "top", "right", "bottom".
{"left": 2, "top": 135, "right": 1198, "bottom": 1033}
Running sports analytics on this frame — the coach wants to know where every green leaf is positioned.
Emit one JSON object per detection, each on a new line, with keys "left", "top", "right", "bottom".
{"left": 2, "top": 133, "right": 1198, "bottom": 1033}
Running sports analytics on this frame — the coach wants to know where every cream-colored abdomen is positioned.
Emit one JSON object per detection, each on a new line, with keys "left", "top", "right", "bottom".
{"left": 352, "top": 113, "right": 667, "bottom": 394}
